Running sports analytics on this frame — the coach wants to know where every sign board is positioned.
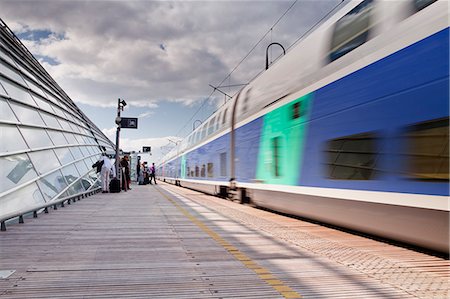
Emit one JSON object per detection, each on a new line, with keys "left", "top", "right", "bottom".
{"left": 143, "top": 146, "right": 151, "bottom": 153}
{"left": 120, "top": 117, "right": 138, "bottom": 129}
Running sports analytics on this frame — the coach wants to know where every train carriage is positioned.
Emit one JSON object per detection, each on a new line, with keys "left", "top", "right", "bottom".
{"left": 158, "top": 0, "right": 449, "bottom": 254}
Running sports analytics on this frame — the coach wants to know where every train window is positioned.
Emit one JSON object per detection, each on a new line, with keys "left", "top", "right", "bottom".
{"left": 326, "top": 132, "right": 379, "bottom": 180}
{"left": 201, "top": 164, "right": 206, "bottom": 177}
{"left": 220, "top": 152, "right": 227, "bottom": 176}
{"left": 403, "top": 118, "right": 449, "bottom": 181}
{"left": 413, "top": 0, "right": 437, "bottom": 11}
{"left": 207, "top": 163, "right": 214, "bottom": 178}
{"left": 329, "top": 0, "right": 374, "bottom": 62}
{"left": 207, "top": 117, "right": 216, "bottom": 135}
{"left": 222, "top": 108, "right": 228, "bottom": 125}
{"left": 195, "top": 166, "right": 199, "bottom": 177}
{"left": 272, "top": 136, "right": 282, "bottom": 177}
{"left": 186, "top": 167, "right": 190, "bottom": 177}
{"left": 242, "top": 88, "right": 251, "bottom": 114}
{"left": 215, "top": 113, "right": 221, "bottom": 131}
{"left": 292, "top": 102, "right": 302, "bottom": 120}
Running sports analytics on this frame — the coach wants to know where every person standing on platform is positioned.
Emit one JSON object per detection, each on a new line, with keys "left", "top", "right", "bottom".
{"left": 100, "top": 154, "right": 115, "bottom": 193}
{"left": 120, "top": 156, "right": 131, "bottom": 190}
{"left": 150, "top": 162, "right": 157, "bottom": 184}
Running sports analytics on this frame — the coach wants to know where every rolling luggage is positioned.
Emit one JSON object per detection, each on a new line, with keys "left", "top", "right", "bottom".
{"left": 109, "top": 178, "right": 121, "bottom": 193}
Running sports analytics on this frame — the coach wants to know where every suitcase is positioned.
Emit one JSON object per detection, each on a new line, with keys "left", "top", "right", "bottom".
{"left": 109, "top": 178, "right": 121, "bottom": 193}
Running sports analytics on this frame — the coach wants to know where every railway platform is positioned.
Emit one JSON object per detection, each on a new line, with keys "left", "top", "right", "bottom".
{"left": 0, "top": 182, "right": 448, "bottom": 298}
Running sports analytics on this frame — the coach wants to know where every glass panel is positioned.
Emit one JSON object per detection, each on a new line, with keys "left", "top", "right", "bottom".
{"left": 70, "top": 146, "right": 83, "bottom": 160}
{"left": 329, "top": 0, "right": 374, "bottom": 62}
{"left": 74, "top": 134, "right": 85, "bottom": 144}
{"left": 404, "top": 118, "right": 449, "bottom": 180}
{"left": 41, "top": 112, "right": 62, "bottom": 129}
{"left": 54, "top": 147, "right": 75, "bottom": 165}
{"left": 207, "top": 162, "right": 214, "bottom": 178}
{"left": 67, "top": 180, "right": 86, "bottom": 196}
{"left": 0, "top": 154, "right": 38, "bottom": 193}
{"left": 20, "top": 127, "right": 53, "bottom": 148}
{"left": 9, "top": 102, "right": 45, "bottom": 126}
{"left": 0, "top": 49, "right": 16, "bottom": 66}
{"left": 1, "top": 79, "right": 36, "bottom": 106}
{"left": 33, "top": 96, "right": 55, "bottom": 114}
{"left": 28, "top": 149, "right": 61, "bottom": 175}
{"left": 0, "top": 124, "right": 28, "bottom": 153}
{"left": 47, "top": 130, "right": 68, "bottom": 146}
{"left": 61, "top": 164, "right": 81, "bottom": 186}
{"left": 79, "top": 146, "right": 91, "bottom": 157}
{"left": 64, "top": 132, "right": 78, "bottom": 144}
{"left": 0, "top": 182, "right": 44, "bottom": 215}
{"left": 75, "top": 160, "right": 89, "bottom": 175}
{"left": 0, "top": 81, "right": 8, "bottom": 97}
{"left": 58, "top": 119, "right": 73, "bottom": 131}
{"left": 25, "top": 78, "right": 46, "bottom": 98}
{"left": 0, "top": 98, "right": 17, "bottom": 122}
{"left": 80, "top": 175, "right": 93, "bottom": 190}
{"left": 326, "top": 132, "right": 379, "bottom": 180}
{"left": 0, "top": 61, "right": 26, "bottom": 84}
{"left": 37, "top": 170, "right": 68, "bottom": 201}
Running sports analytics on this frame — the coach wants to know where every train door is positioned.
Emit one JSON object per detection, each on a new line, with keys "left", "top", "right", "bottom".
{"left": 255, "top": 93, "right": 312, "bottom": 185}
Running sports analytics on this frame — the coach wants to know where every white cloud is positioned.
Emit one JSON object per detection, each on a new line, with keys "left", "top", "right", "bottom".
{"left": 1, "top": 0, "right": 343, "bottom": 109}
{"left": 137, "top": 110, "right": 154, "bottom": 119}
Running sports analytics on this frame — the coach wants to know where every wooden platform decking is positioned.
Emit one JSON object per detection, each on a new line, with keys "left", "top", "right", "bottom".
{"left": 0, "top": 182, "right": 448, "bottom": 298}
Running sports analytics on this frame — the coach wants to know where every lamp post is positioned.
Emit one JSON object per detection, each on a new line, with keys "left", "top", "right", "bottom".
{"left": 115, "top": 98, "right": 127, "bottom": 179}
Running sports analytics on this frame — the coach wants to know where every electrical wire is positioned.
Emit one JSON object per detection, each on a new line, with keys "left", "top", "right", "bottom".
{"left": 174, "top": 0, "right": 298, "bottom": 138}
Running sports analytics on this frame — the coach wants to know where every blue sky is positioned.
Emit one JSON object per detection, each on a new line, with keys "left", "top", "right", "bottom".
{"left": 1, "top": 0, "right": 344, "bottom": 162}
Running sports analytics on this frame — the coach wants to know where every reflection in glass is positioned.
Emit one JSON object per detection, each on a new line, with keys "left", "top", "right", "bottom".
{"left": 1, "top": 79, "right": 36, "bottom": 106}
{"left": 54, "top": 147, "right": 75, "bottom": 165}
{"left": 1, "top": 154, "right": 37, "bottom": 193}
{"left": 0, "top": 182, "right": 44, "bottom": 215}
{"left": 9, "top": 102, "right": 45, "bottom": 126}
{"left": 61, "top": 164, "right": 80, "bottom": 186}
{"left": 37, "top": 170, "right": 68, "bottom": 201}
{"left": 67, "top": 180, "right": 86, "bottom": 196}
{"left": 0, "top": 124, "right": 28, "bottom": 153}
{"left": 41, "top": 112, "right": 61, "bottom": 129}
{"left": 28, "top": 149, "right": 61, "bottom": 175}
{"left": 0, "top": 98, "right": 17, "bottom": 122}
{"left": 48, "top": 130, "right": 68, "bottom": 146}
{"left": 70, "top": 147, "right": 83, "bottom": 160}
{"left": 0, "top": 62, "right": 26, "bottom": 85}
{"left": 75, "top": 160, "right": 89, "bottom": 175}
{"left": 20, "top": 127, "right": 53, "bottom": 148}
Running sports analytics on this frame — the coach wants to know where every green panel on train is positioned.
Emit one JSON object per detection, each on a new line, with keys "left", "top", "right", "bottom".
{"left": 256, "top": 93, "right": 312, "bottom": 185}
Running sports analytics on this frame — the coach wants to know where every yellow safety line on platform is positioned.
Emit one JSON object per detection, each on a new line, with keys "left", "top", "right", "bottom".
{"left": 156, "top": 187, "right": 302, "bottom": 299}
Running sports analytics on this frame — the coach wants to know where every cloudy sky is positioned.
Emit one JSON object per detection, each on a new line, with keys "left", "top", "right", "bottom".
{"left": 1, "top": 0, "right": 344, "bottom": 163}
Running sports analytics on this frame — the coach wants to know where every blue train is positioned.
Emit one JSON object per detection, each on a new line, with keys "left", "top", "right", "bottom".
{"left": 158, "top": 0, "right": 449, "bottom": 254}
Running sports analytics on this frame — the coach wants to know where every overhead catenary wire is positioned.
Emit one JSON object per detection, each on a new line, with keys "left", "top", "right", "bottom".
{"left": 174, "top": 0, "right": 299, "bottom": 138}
{"left": 174, "top": 0, "right": 347, "bottom": 139}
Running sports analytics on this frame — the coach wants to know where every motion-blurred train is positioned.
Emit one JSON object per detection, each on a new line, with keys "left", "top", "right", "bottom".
{"left": 158, "top": 0, "right": 449, "bottom": 254}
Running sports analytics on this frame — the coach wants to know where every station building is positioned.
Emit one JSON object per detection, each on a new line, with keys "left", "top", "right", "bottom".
{"left": 0, "top": 19, "right": 115, "bottom": 218}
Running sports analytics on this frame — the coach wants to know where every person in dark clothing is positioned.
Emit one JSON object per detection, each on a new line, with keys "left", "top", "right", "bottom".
{"left": 150, "top": 162, "right": 157, "bottom": 184}
{"left": 120, "top": 156, "right": 131, "bottom": 190}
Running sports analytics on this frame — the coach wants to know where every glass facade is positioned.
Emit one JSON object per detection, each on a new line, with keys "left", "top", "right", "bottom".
{"left": 0, "top": 19, "right": 115, "bottom": 217}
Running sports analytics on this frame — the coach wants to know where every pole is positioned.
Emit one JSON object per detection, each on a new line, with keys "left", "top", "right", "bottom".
{"left": 115, "top": 98, "right": 121, "bottom": 179}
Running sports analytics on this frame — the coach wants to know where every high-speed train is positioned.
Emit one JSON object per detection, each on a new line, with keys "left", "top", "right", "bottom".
{"left": 158, "top": 0, "right": 449, "bottom": 254}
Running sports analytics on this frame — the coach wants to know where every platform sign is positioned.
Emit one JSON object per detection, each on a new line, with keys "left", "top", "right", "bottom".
{"left": 143, "top": 146, "right": 151, "bottom": 153}
{"left": 120, "top": 117, "right": 138, "bottom": 129}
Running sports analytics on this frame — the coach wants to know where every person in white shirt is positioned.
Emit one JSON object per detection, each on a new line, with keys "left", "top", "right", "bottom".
{"left": 100, "top": 154, "right": 116, "bottom": 193}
